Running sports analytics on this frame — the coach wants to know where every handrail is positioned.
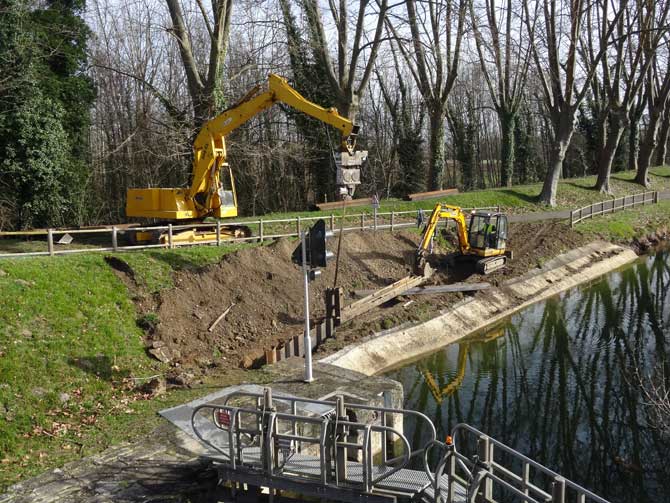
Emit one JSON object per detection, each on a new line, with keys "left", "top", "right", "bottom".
{"left": 452, "top": 423, "right": 610, "bottom": 503}
{"left": 193, "top": 393, "right": 415, "bottom": 494}
{"left": 222, "top": 389, "right": 438, "bottom": 443}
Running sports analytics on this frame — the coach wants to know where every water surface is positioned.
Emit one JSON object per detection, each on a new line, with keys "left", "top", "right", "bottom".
{"left": 386, "top": 250, "right": 670, "bottom": 502}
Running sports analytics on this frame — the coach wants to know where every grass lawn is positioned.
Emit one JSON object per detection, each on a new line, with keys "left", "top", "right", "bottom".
{"left": 0, "top": 243, "right": 262, "bottom": 490}
{"left": 576, "top": 199, "right": 670, "bottom": 241}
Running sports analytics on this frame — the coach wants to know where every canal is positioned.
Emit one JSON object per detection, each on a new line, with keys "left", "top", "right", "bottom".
{"left": 386, "top": 249, "right": 670, "bottom": 503}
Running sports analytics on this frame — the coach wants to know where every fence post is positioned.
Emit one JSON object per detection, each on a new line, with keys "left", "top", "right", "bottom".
{"left": 296, "top": 216, "right": 301, "bottom": 236}
{"left": 360, "top": 214, "right": 365, "bottom": 230}
{"left": 654, "top": 191, "right": 659, "bottom": 204}
{"left": 477, "top": 435, "right": 492, "bottom": 501}
{"left": 259, "top": 219, "right": 264, "bottom": 242}
{"left": 570, "top": 211, "right": 574, "bottom": 228}
{"left": 112, "top": 226, "right": 118, "bottom": 251}
{"left": 47, "top": 229, "right": 54, "bottom": 257}
{"left": 216, "top": 221, "right": 221, "bottom": 246}
{"left": 168, "top": 224, "right": 174, "bottom": 249}
{"left": 330, "top": 213, "right": 335, "bottom": 231}
{"left": 552, "top": 476, "right": 566, "bottom": 503}
{"left": 390, "top": 211, "right": 395, "bottom": 231}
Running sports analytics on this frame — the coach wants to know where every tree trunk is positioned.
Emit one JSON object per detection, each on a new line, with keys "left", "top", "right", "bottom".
{"left": 499, "top": 112, "right": 515, "bottom": 187}
{"left": 655, "top": 109, "right": 670, "bottom": 166}
{"left": 428, "top": 109, "right": 446, "bottom": 190}
{"left": 628, "top": 108, "right": 643, "bottom": 172}
{"left": 594, "top": 119, "right": 625, "bottom": 194}
{"left": 636, "top": 106, "right": 663, "bottom": 186}
{"left": 538, "top": 119, "right": 574, "bottom": 207}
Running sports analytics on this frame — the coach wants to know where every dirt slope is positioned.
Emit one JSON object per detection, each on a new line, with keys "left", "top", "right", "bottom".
{"left": 128, "top": 221, "right": 589, "bottom": 370}
{"left": 149, "top": 231, "right": 417, "bottom": 367}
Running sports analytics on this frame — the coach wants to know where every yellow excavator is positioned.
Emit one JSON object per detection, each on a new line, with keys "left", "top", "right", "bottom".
{"left": 415, "top": 203, "right": 511, "bottom": 275}
{"left": 126, "top": 74, "right": 367, "bottom": 244}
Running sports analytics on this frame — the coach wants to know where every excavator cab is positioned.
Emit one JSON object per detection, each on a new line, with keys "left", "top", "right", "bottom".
{"left": 468, "top": 212, "right": 508, "bottom": 253}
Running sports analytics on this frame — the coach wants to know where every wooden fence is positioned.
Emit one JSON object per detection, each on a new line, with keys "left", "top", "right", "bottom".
{"left": 0, "top": 206, "right": 500, "bottom": 259}
{"left": 570, "top": 191, "right": 659, "bottom": 227}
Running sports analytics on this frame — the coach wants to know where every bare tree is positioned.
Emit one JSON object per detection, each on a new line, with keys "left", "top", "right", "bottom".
{"left": 376, "top": 46, "right": 426, "bottom": 196}
{"left": 289, "top": 0, "right": 389, "bottom": 121}
{"left": 636, "top": 36, "right": 670, "bottom": 186}
{"left": 584, "top": 0, "right": 669, "bottom": 193}
{"left": 164, "top": 0, "right": 233, "bottom": 126}
{"left": 656, "top": 106, "right": 670, "bottom": 166}
{"left": 470, "top": 0, "right": 533, "bottom": 187}
{"left": 385, "top": 0, "right": 467, "bottom": 190}
{"left": 524, "top": 0, "right": 627, "bottom": 206}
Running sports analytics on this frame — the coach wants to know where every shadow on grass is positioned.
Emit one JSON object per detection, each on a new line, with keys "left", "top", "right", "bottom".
{"left": 497, "top": 188, "right": 540, "bottom": 203}
{"left": 562, "top": 180, "right": 595, "bottom": 189}
{"left": 145, "top": 250, "right": 209, "bottom": 272}
{"left": 68, "top": 355, "right": 118, "bottom": 381}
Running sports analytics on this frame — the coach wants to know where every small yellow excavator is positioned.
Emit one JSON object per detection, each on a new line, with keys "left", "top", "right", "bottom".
{"left": 126, "top": 74, "right": 367, "bottom": 244}
{"left": 415, "top": 203, "right": 511, "bottom": 275}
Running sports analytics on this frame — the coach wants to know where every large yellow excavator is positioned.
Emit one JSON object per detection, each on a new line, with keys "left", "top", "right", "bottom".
{"left": 415, "top": 203, "right": 511, "bottom": 275}
{"left": 126, "top": 74, "right": 367, "bottom": 243}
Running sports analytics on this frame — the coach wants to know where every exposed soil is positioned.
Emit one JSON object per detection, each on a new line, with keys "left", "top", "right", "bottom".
{"left": 115, "top": 221, "right": 592, "bottom": 371}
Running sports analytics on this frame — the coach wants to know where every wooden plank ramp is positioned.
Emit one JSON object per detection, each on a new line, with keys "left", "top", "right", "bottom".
{"left": 352, "top": 282, "right": 490, "bottom": 298}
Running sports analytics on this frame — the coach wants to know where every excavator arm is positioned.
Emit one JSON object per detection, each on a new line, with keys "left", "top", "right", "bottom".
{"left": 189, "top": 74, "right": 364, "bottom": 206}
{"left": 127, "top": 74, "right": 367, "bottom": 222}
{"left": 415, "top": 203, "right": 471, "bottom": 274}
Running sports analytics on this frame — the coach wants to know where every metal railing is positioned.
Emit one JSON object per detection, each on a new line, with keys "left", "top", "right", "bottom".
{"left": 190, "top": 388, "right": 423, "bottom": 496}
{"left": 0, "top": 206, "right": 500, "bottom": 259}
{"left": 441, "top": 423, "right": 610, "bottom": 503}
{"left": 570, "top": 190, "right": 658, "bottom": 227}
{"left": 179, "top": 387, "right": 612, "bottom": 503}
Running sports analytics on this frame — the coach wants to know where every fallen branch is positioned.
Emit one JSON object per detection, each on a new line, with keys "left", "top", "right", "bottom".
{"left": 208, "top": 303, "right": 235, "bottom": 332}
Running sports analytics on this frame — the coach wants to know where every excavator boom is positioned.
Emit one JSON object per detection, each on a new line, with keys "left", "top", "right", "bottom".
{"left": 127, "top": 74, "right": 367, "bottom": 224}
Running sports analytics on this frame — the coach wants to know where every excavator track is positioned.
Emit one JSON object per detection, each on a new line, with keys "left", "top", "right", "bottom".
{"left": 127, "top": 224, "right": 252, "bottom": 245}
{"left": 475, "top": 255, "right": 507, "bottom": 275}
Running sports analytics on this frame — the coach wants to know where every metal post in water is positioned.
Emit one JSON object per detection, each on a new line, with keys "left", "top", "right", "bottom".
{"left": 301, "top": 231, "right": 314, "bottom": 382}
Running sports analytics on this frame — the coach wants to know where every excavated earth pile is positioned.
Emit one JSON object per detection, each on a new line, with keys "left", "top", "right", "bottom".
{"left": 147, "top": 231, "right": 417, "bottom": 368}
{"left": 121, "top": 221, "right": 589, "bottom": 370}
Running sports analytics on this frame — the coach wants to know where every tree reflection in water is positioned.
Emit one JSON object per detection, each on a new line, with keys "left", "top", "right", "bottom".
{"left": 387, "top": 250, "right": 670, "bottom": 503}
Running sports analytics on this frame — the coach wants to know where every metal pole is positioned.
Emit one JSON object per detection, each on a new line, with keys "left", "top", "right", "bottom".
{"left": 112, "top": 226, "right": 118, "bottom": 251}
{"left": 47, "top": 229, "right": 54, "bottom": 257}
{"left": 301, "top": 231, "right": 314, "bottom": 382}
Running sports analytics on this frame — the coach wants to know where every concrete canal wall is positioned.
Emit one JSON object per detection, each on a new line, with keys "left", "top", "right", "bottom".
{"left": 322, "top": 241, "right": 638, "bottom": 375}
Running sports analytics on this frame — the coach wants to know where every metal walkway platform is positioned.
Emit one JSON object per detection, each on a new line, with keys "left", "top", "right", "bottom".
{"left": 160, "top": 385, "right": 610, "bottom": 503}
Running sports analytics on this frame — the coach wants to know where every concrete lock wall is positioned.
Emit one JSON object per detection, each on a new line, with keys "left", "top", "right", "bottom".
{"left": 322, "top": 241, "right": 638, "bottom": 377}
